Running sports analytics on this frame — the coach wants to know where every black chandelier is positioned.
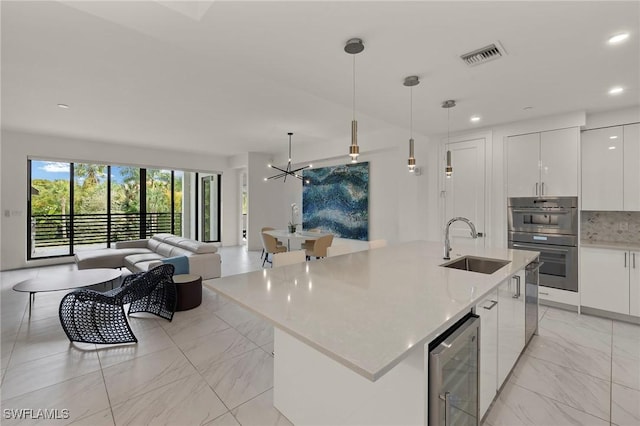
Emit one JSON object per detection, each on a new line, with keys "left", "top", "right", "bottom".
{"left": 264, "top": 132, "right": 310, "bottom": 182}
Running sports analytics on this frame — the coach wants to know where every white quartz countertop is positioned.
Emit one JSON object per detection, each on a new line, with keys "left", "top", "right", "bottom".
{"left": 581, "top": 241, "right": 640, "bottom": 251}
{"left": 207, "top": 241, "right": 539, "bottom": 381}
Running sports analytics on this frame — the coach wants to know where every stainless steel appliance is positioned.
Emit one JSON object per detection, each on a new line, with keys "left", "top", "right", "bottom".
{"left": 525, "top": 259, "right": 542, "bottom": 345}
{"left": 429, "top": 313, "right": 480, "bottom": 426}
{"left": 508, "top": 197, "right": 578, "bottom": 292}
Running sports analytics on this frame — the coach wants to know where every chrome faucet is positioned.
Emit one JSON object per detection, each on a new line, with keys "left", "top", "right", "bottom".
{"left": 444, "top": 217, "right": 478, "bottom": 260}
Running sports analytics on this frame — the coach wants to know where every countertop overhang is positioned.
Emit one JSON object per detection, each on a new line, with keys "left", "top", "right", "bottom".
{"left": 206, "top": 241, "right": 539, "bottom": 381}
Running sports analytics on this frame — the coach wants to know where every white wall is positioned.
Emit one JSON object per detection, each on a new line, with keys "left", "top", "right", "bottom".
{"left": 0, "top": 129, "right": 235, "bottom": 270}
{"left": 585, "top": 106, "right": 640, "bottom": 129}
{"left": 248, "top": 124, "right": 433, "bottom": 248}
{"left": 246, "top": 152, "right": 293, "bottom": 251}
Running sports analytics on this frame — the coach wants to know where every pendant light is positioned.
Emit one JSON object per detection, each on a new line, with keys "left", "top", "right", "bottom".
{"left": 403, "top": 76, "right": 420, "bottom": 172}
{"left": 442, "top": 100, "right": 456, "bottom": 178}
{"left": 264, "top": 132, "right": 311, "bottom": 182}
{"left": 345, "top": 38, "right": 364, "bottom": 163}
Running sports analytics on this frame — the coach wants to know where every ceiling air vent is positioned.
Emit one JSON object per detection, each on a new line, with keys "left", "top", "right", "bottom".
{"left": 460, "top": 42, "right": 506, "bottom": 66}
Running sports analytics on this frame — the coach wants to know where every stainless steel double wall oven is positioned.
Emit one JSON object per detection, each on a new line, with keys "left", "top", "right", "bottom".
{"left": 508, "top": 197, "right": 578, "bottom": 292}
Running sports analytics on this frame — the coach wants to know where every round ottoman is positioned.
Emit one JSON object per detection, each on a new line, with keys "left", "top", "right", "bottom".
{"left": 173, "top": 274, "right": 202, "bottom": 311}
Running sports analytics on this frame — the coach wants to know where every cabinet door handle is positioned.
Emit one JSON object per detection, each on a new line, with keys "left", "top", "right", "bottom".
{"left": 541, "top": 182, "right": 545, "bottom": 195}
{"left": 539, "top": 291, "right": 549, "bottom": 296}
{"left": 483, "top": 300, "right": 498, "bottom": 310}
{"left": 535, "top": 182, "right": 539, "bottom": 196}
{"left": 625, "top": 252, "right": 627, "bottom": 268}
{"left": 634, "top": 253, "right": 636, "bottom": 269}
{"left": 439, "top": 392, "right": 451, "bottom": 426}
{"left": 513, "top": 275, "right": 521, "bottom": 298}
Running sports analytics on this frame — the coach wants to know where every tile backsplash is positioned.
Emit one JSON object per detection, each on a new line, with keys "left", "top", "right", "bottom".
{"left": 581, "top": 211, "right": 640, "bottom": 244}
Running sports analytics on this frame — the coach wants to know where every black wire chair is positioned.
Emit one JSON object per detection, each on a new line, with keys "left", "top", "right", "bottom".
{"left": 59, "top": 264, "right": 177, "bottom": 344}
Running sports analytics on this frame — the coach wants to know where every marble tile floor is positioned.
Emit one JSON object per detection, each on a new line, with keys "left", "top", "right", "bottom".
{"left": 0, "top": 245, "right": 638, "bottom": 425}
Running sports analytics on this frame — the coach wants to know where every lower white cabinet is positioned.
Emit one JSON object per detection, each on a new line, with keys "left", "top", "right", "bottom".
{"left": 581, "top": 247, "right": 640, "bottom": 317}
{"left": 497, "top": 271, "right": 526, "bottom": 388}
{"left": 631, "top": 251, "right": 640, "bottom": 316}
{"left": 476, "top": 289, "right": 498, "bottom": 418}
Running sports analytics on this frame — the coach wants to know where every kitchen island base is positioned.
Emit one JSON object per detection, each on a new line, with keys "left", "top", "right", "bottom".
{"left": 274, "top": 328, "right": 426, "bottom": 425}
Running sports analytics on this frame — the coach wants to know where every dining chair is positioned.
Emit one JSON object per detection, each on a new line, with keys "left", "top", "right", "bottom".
{"left": 300, "top": 228, "right": 322, "bottom": 251}
{"left": 327, "top": 245, "right": 352, "bottom": 257}
{"left": 261, "top": 227, "right": 284, "bottom": 260}
{"left": 305, "top": 234, "right": 334, "bottom": 260}
{"left": 272, "top": 250, "right": 306, "bottom": 267}
{"left": 261, "top": 232, "right": 287, "bottom": 267}
{"left": 368, "top": 239, "right": 387, "bottom": 249}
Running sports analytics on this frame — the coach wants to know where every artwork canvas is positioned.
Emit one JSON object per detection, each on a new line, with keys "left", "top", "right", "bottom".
{"left": 302, "top": 162, "right": 369, "bottom": 240}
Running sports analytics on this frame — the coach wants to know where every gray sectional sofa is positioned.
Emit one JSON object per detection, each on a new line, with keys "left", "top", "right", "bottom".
{"left": 74, "top": 233, "right": 221, "bottom": 280}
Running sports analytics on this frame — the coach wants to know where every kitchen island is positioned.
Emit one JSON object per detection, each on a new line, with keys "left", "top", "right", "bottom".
{"left": 207, "top": 241, "right": 539, "bottom": 425}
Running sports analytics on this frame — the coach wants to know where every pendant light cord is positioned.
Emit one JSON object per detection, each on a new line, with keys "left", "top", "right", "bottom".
{"left": 447, "top": 107, "right": 450, "bottom": 143}
{"left": 410, "top": 87, "right": 413, "bottom": 139}
{"left": 352, "top": 55, "right": 356, "bottom": 121}
{"left": 288, "top": 134, "right": 292, "bottom": 161}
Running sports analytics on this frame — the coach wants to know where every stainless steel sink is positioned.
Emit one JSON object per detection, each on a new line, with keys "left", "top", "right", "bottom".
{"left": 440, "top": 256, "right": 511, "bottom": 274}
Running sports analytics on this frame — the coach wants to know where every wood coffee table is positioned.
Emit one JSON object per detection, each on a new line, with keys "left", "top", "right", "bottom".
{"left": 13, "top": 268, "right": 122, "bottom": 316}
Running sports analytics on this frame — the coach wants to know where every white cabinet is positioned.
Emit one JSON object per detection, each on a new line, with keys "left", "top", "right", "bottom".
{"left": 507, "top": 133, "right": 540, "bottom": 197}
{"left": 624, "top": 124, "right": 640, "bottom": 211}
{"left": 581, "top": 247, "right": 640, "bottom": 317}
{"left": 476, "top": 289, "right": 498, "bottom": 418}
{"left": 631, "top": 250, "right": 640, "bottom": 316}
{"left": 582, "top": 123, "right": 640, "bottom": 211}
{"left": 497, "top": 271, "right": 525, "bottom": 387}
{"left": 507, "top": 128, "right": 579, "bottom": 197}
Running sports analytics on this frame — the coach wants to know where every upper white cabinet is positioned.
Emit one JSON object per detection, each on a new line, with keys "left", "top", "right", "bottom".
{"left": 624, "top": 124, "right": 640, "bottom": 211}
{"left": 507, "top": 127, "right": 579, "bottom": 197}
{"left": 582, "top": 123, "right": 640, "bottom": 211}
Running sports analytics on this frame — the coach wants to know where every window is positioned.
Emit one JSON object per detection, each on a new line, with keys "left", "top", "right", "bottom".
{"left": 28, "top": 159, "right": 190, "bottom": 259}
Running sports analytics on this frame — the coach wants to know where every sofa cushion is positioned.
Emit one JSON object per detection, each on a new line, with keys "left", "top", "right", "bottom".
{"left": 162, "top": 256, "right": 189, "bottom": 275}
{"left": 154, "top": 242, "right": 175, "bottom": 257}
{"left": 124, "top": 253, "right": 163, "bottom": 271}
{"left": 151, "top": 233, "right": 174, "bottom": 243}
{"left": 75, "top": 248, "right": 151, "bottom": 269}
{"left": 175, "top": 239, "right": 218, "bottom": 254}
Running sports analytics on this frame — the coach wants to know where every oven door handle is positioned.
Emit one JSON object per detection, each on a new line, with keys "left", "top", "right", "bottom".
{"left": 510, "top": 208, "right": 571, "bottom": 214}
{"left": 512, "top": 243, "right": 570, "bottom": 253}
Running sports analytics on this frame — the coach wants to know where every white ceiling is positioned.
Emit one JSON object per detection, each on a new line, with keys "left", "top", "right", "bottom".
{"left": 2, "top": 1, "right": 639, "bottom": 157}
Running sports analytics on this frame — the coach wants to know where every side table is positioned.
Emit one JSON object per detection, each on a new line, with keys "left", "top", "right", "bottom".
{"left": 173, "top": 274, "right": 202, "bottom": 311}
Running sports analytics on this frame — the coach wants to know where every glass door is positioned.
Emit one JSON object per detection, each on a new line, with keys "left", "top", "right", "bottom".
{"left": 200, "top": 174, "right": 221, "bottom": 242}
{"left": 429, "top": 315, "right": 480, "bottom": 426}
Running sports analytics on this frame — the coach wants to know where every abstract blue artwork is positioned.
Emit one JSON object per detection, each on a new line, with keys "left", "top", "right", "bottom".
{"left": 302, "top": 162, "right": 369, "bottom": 240}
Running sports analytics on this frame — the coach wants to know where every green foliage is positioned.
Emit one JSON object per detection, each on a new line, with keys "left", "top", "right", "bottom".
{"left": 31, "top": 179, "right": 69, "bottom": 215}
{"left": 31, "top": 164, "right": 183, "bottom": 216}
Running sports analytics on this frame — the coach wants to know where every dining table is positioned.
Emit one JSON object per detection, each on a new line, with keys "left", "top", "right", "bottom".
{"left": 263, "top": 229, "right": 332, "bottom": 250}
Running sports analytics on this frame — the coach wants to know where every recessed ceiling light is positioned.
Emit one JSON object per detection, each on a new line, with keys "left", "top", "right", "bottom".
{"left": 608, "top": 33, "right": 630, "bottom": 44}
{"left": 57, "top": 104, "right": 69, "bottom": 109}
{"left": 470, "top": 116, "right": 481, "bottom": 122}
{"left": 610, "top": 135, "right": 618, "bottom": 139}
{"left": 609, "top": 146, "right": 617, "bottom": 150}
{"left": 609, "top": 86, "right": 624, "bottom": 95}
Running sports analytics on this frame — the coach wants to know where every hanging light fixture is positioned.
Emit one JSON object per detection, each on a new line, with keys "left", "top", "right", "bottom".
{"left": 264, "top": 132, "right": 310, "bottom": 182}
{"left": 442, "top": 100, "right": 456, "bottom": 178}
{"left": 345, "top": 38, "right": 364, "bottom": 163}
{"left": 403, "top": 76, "right": 420, "bottom": 172}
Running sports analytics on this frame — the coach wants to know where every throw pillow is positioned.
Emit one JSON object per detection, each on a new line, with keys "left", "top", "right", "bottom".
{"left": 162, "top": 256, "right": 189, "bottom": 275}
